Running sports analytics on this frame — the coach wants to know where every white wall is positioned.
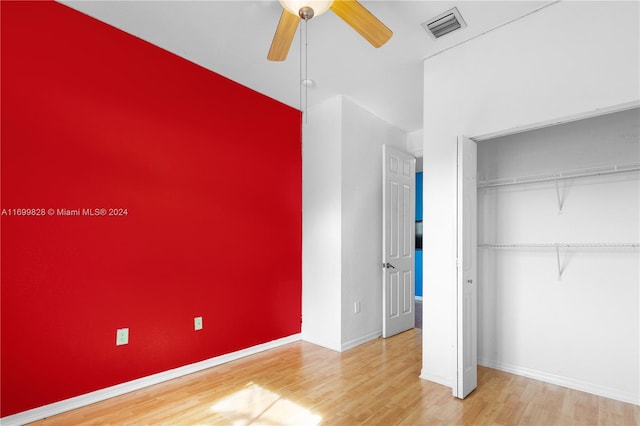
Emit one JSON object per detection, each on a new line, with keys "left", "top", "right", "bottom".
{"left": 303, "top": 96, "right": 406, "bottom": 351}
{"left": 406, "top": 129, "right": 423, "bottom": 158}
{"left": 302, "top": 97, "right": 343, "bottom": 351}
{"left": 478, "top": 109, "right": 640, "bottom": 404}
{"left": 422, "top": 0, "right": 640, "bottom": 390}
{"left": 341, "top": 97, "right": 406, "bottom": 350}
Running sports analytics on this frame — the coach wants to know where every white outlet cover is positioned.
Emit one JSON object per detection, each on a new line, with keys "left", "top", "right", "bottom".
{"left": 194, "top": 317, "right": 203, "bottom": 330}
{"left": 116, "top": 328, "right": 129, "bottom": 346}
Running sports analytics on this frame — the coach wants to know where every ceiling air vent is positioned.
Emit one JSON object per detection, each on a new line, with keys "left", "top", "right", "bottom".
{"left": 422, "top": 7, "right": 467, "bottom": 39}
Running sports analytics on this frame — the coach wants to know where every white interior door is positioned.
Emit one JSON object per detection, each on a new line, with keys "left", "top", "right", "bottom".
{"left": 382, "top": 145, "right": 415, "bottom": 338}
{"left": 455, "top": 135, "right": 478, "bottom": 398}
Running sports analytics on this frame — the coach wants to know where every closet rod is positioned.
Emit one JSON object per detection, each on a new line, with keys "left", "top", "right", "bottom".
{"left": 478, "top": 162, "right": 640, "bottom": 188}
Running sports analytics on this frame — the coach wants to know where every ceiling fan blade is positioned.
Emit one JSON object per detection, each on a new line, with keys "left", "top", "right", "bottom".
{"left": 330, "top": 0, "right": 392, "bottom": 48}
{"left": 268, "top": 9, "right": 300, "bottom": 61}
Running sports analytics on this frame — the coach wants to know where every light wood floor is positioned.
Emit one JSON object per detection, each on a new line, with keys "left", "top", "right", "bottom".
{"left": 31, "top": 329, "right": 639, "bottom": 425}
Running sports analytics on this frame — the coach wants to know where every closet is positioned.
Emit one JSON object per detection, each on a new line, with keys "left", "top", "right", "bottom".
{"left": 476, "top": 108, "right": 640, "bottom": 404}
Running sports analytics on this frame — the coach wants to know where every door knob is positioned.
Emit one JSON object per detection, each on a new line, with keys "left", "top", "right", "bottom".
{"left": 467, "top": 279, "right": 473, "bottom": 284}
{"left": 382, "top": 262, "right": 396, "bottom": 269}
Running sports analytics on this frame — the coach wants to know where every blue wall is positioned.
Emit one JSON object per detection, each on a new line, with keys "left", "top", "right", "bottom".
{"left": 416, "top": 171, "right": 423, "bottom": 221}
{"left": 416, "top": 171, "right": 423, "bottom": 298}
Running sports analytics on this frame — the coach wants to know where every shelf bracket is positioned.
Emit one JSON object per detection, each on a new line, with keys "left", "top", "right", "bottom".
{"left": 555, "top": 176, "right": 563, "bottom": 213}
{"left": 556, "top": 244, "right": 562, "bottom": 280}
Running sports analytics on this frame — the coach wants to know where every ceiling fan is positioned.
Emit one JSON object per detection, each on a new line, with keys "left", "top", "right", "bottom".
{"left": 268, "top": 0, "right": 393, "bottom": 61}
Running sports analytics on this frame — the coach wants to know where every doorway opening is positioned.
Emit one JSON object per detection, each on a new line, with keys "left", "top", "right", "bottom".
{"left": 415, "top": 159, "right": 424, "bottom": 329}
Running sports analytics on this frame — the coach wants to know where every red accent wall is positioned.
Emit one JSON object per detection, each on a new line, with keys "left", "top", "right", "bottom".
{"left": 1, "top": 1, "right": 302, "bottom": 417}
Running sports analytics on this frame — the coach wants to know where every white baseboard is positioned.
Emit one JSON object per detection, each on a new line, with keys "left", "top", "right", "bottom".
{"left": 478, "top": 359, "right": 640, "bottom": 406}
{"left": 1, "top": 334, "right": 302, "bottom": 426}
{"left": 341, "top": 331, "right": 381, "bottom": 352}
{"left": 420, "top": 370, "right": 453, "bottom": 388}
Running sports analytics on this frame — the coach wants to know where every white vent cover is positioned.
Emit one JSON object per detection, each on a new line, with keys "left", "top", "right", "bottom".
{"left": 422, "top": 7, "right": 467, "bottom": 39}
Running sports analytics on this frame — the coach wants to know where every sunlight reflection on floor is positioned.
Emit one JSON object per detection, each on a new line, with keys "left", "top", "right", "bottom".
{"left": 210, "top": 382, "right": 322, "bottom": 426}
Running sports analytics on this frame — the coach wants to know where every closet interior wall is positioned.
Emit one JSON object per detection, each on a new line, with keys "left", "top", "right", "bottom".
{"left": 477, "top": 108, "right": 640, "bottom": 405}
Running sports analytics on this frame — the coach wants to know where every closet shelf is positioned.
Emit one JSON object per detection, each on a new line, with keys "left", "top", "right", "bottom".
{"left": 479, "top": 243, "right": 640, "bottom": 248}
{"left": 479, "top": 243, "right": 639, "bottom": 279}
{"left": 478, "top": 162, "right": 640, "bottom": 188}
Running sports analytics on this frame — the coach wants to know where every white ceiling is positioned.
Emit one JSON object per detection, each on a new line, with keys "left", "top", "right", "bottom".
{"left": 62, "top": 1, "right": 551, "bottom": 133}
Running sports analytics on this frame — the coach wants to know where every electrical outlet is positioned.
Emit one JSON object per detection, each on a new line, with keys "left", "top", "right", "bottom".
{"left": 116, "top": 328, "right": 129, "bottom": 346}
{"left": 354, "top": 301, "right": 361, "bottom": 314}
{"left": 194, "top": 316, "right": 203, "bottom": 330}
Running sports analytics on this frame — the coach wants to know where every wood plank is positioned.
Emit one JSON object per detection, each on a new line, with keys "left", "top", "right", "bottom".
{"left": 30, "top": 329, "right": 639, "bottom": 425}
